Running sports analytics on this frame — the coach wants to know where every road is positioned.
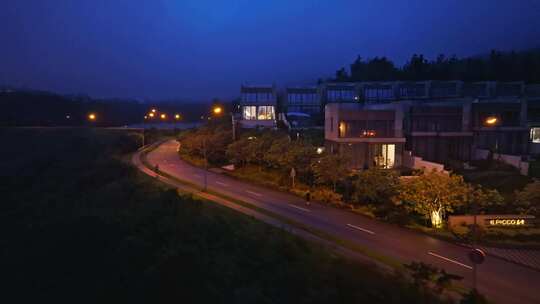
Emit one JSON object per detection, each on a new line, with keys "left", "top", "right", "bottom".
{"left": 136, "top": 140, "right": 540, "bottom": 304}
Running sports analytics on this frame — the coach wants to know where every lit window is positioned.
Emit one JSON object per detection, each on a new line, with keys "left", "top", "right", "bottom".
{"left": 373, "top": 144, "right": 395, "bottom": 169}
{"left": 338, "top": 121, "right": 346, "bottom": 137}
{"left": 257, "top": 106, "right": 275, "bottom": 120}
{"left": 243, "top": 106, "right": 257, "bottom": 120}
{"left": 531, "top": 128, "right": 540, "bottom": 143}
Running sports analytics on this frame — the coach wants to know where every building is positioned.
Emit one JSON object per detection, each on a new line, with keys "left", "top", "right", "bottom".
{"left": 285, "top": 86, "right": 322, "bottom": 116}
{"left": 323, "top": 83, "right": 360, "bottom": 103}
{"left": 404, "top": 100, "right": 474, "bottom": 164}
{"left": 323, "top": 80, "right": 540, "bottom": 172}
{"left": 325, "top": 103, "right": 405, "bottom": 169}
{"left": 239, "top": 84, "right": 277, "bottom": 128}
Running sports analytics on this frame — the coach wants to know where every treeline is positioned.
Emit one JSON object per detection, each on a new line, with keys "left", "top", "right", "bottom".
{"left": 332, "top": 49, "right": 540, "bottom": 83}
{"left": 0, "top": 90, "right": 212, "bottom": 127}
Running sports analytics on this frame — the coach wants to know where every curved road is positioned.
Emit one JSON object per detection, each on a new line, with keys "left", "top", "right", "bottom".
{"left": 136, "top": 140, "right": 540, "bottom": 304}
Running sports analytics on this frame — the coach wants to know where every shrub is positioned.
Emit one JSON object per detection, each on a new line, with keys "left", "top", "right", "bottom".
{"left": 312, "top": 188, "right": 343, "bottom": 206}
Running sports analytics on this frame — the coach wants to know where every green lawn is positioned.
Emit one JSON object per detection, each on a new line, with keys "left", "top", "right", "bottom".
{"left": 0, "top": 128, "right": 451, "bottom": 304}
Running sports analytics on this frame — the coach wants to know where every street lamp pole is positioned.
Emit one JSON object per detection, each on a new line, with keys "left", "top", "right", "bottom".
{"left": 203, "top": 136, "right": 208, "bottom": 191}
{"left": 142, "top": 116, "right": 147, "bottom": 147}
{"left": 231, "top": 112, "right": 236, "bottom": 141}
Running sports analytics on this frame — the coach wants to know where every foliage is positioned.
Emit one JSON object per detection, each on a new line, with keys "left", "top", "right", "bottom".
{"left": 352, "top": 168, "right": 399, "bottom": 205}
{"left": 464, "top": 185, "right": 504, "bottom": 214}
{"left": 178, "top": 122, "right": 232, "bottom": 164}
{"left": 336, "top": 49, "right": 540, "bottom": 83}
{"left": 312, "top": 152, "right": 351, "bottom": 191}
{"left": 398, "top": 171, "right": 469, "bottom": 228}
{"left": 460, "top": 289, "right": 489, "bottom": 304}
{"left": 404, "top": 262, "right": 462, "bottom": 294}
{"left": 311, "top": 188, "right": 343, "bottom": 206}
{"left": 514, "top": 180, "right": 540, "bottom": 216}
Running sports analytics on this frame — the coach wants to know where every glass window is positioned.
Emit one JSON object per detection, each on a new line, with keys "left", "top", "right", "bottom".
{"left": 531, "top": 128, "right": 540, "bottom": 143}
{"left": 257, "top": 106, "right": 275, "bottom": 120}
{"left": 243, "top": 106, "right": 257, "bottom": 120}
{"left": 338, "top": 121, "right": 346, "bottom": 137}
{"left": 373, "top": 144, "right": 395, "bottom": 169}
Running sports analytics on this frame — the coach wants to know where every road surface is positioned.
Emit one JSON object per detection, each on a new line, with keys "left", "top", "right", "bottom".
{"left": 136, "top": 140, "right": 540, "bottom": 304}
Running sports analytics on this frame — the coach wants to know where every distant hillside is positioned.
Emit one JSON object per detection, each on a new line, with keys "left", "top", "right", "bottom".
{"left": 0, "top": 89, "right": 213, "bottom": 127}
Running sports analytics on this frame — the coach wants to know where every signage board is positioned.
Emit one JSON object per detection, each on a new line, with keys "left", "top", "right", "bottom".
{"left": 485, "top": 218, "right": 534, "bottom": 227}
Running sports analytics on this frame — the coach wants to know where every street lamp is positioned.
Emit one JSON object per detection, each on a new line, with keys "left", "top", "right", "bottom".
{"left": 151, "top": 108, "right": 157, "bottom": 113}
{"left": 160, "top": 113, "right": 167, "bottom": 120}
{"left": 483, "top": 115, "right": 501, "bottom": 156}
{"left": 88, "top": 113, "right": 97, "bottom": 121}
{"left": 148, "top": 112, "right": 155, "bottom": 118}
{"left": 213, "top": 106, "right": 223, "bottom": 115}
{"left": 211, "top": 105, "right": 236, "bottom": 141}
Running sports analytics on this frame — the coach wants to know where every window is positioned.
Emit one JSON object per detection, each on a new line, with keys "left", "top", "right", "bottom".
{"left": 373, "top": 144, "right": 395, "bottom": 169}
{"left": 257, "top": 106, "right": 275, "bottom": 120}
{"left": 338, "top": 121, "right": 346, "bottom": 137}
{"left": 531, "top": 128, "right": 540, "bottom": 143}
{"left": 243, "top": 106, "right": 257, "bottom": 120}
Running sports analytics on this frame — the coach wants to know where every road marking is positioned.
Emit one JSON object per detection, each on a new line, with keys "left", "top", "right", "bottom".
{"left": 216, "top": 181, "right": 229, "bottom": 187}
{"left": 245, "top": 190, "right": 262, "bottom": 197}
{"left": 346, "top": 224, "right": 375, "bottom": 235}
{"left": 427, "top": 251, "right": 473, "bottom": 270}
{"left": 289, "top": 204, "right": 311, "bottom": 212}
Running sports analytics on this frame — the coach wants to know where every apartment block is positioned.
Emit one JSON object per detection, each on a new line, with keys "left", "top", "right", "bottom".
{"left": 239, "top": 84, "right": 277, "bottom": 128}
{"left": 325, "top": 103, "right": 405, "bottom": 169}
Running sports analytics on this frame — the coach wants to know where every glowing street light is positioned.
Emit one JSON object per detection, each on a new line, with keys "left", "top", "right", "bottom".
{"left": 213, "top": 106, "right": 223, "bottom": 115}
{"left": 174, "top": 113, "right": 181, "bottom": 120}
{"left": 88, "top": 113, "right": 97, "bottom": 121}
{"left": 148, "top": 112, "right": 155, "bottom": 118}
{"left": 160, "top": 113, "right": 167, "bottom": 120}
{"left": 151, "top": 108, "right": 157, "bottom": 113}
{"left": 484, "top": 116, "right": 498, "bottom": 126}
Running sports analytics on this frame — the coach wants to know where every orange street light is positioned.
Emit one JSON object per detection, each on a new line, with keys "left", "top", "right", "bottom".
{"left": 148, "top": 112, "right": 155, "bottom": 118}
{"left": 88, "top": 113, "right": 97, "bottom": 121}
{"left": 174, "top": 113, "right": 181, "bottom": 120}
{"left": 213, "top": 106, "right": 223, "bottom": 115}
{"left": 485, "top": 116, "right": 498, "bottom": 126}
{"left": 160, "top": 113, "right": 167, "bottom": 120}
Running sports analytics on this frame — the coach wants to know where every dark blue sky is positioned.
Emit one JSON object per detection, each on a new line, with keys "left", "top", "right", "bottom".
{"left": 1, "top": 0, "right": 539, "bottom": 101}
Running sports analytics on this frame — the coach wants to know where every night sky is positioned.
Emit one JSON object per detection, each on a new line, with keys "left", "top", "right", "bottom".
{"left": 1, "top": 0, "right": 539, "bottom": 101}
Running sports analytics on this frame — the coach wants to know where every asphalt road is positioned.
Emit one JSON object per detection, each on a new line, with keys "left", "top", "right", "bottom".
{"left": 139, "top": 140, "right": 540, "bottom": 304}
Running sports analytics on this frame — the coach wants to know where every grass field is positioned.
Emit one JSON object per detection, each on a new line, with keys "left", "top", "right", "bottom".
{"left": 0, "top": 128, "right": 451, "bottom": 303}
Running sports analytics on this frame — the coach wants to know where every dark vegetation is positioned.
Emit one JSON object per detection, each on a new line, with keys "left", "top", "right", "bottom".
{"left": 331, "top": 49, "right": 540, "bottom": 83}
{"left": 1, "top": 128, "right": 453, "bottom": 303}
{"left": 0, "top": 90, "right": 212, "bottom": 126}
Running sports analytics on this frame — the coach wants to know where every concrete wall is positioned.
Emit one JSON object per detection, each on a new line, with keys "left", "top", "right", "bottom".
{"left": 403, "top": 150, "right": 448, "bottom": 173}
{"left": 474, "top": 148, "right": 529, "bottom": 175}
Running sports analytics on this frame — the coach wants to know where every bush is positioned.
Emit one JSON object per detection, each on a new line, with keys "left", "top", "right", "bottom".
{"left": 312, "top": 188, "right": 343, "bottom": 206}
{"left": 352, "top": 168, "right": 399, "bottom": 206}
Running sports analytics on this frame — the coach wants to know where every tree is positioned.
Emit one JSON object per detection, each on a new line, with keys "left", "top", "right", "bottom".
{"left": 465, "top": 184, "right": 504, "bottom": 214}
{"left": 404, "top": 262, "right": 462, "bottom": 294}
{"left": 312, "top": 153, "right": 350, "bottom": 191}
{"left": 398, "top": 170, "right": 469, "bottom": 228}
{"left": 226, "top": 137, "right": 250, "bottom": 166}
{"left": 460, "top": 289, "right": 489, "bottom": 304}
{"left": 515, "top": 180, "right": 540, "bottom": 216}
{"left": 352, "top": 168, "right": 399, "bottom": 205}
